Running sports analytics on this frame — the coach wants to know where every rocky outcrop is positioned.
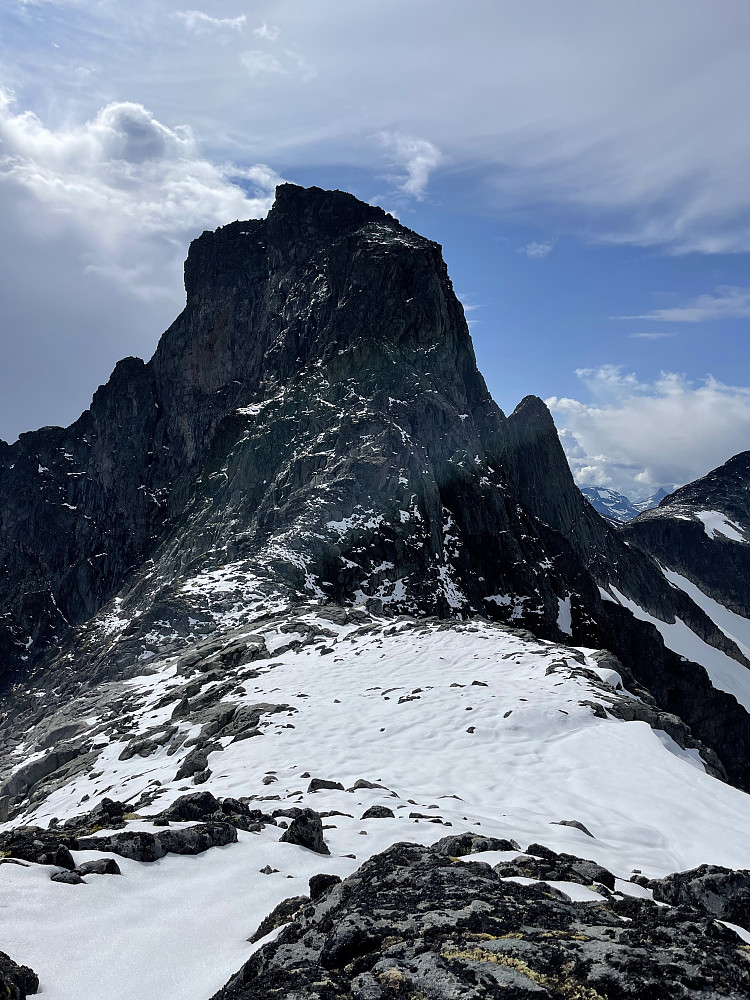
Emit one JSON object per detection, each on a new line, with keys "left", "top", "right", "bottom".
{"left": 76, "top": 821, "right": 237, "bottom": 861}
{"left": 212, "top": 841, "right": 750, "bottom": 1000}
{"left": 0, "top": 951, "right": 39, "bottom": 999}
{"left": 649, "top": 864, "right": 750, "bottom": 928}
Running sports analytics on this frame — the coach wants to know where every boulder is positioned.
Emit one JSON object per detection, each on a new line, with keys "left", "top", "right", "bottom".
{"left": 360, "top": 805, "right": 394, "bottom": 819}
{"left": 279, "top": 809, "right": 330, "bottom": 855}
{"left": 162, "top": 791, "right": 221, "bottom": 821}
{"left": 76, "top": 858, "right": 122, "bottom": 876}
{"left": 307, "top": 778, "right": 344, "bottom": 793}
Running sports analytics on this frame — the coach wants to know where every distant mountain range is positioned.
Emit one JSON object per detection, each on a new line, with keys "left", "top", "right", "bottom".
{"left": 580, "top": 485, "right": 670, "bottom": 522}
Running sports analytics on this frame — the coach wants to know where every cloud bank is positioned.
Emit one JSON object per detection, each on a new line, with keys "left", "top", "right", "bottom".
{"left": 547, "top": 366, "right": 750, "bottom": 496}
{"left": 0, "top": 91, "right": 279, "bottom": 245}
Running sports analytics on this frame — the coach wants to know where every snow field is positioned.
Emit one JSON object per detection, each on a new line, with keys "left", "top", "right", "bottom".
{"left": 3, "top": 613, "right": 750, "bottom": 999}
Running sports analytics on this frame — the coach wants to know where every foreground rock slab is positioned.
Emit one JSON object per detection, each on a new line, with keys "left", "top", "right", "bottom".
{"left": 0, "top": 950, "right": 38, "bottom": 998}
{"left": 212, "top": 841, "right": 750, "bottom": 1000}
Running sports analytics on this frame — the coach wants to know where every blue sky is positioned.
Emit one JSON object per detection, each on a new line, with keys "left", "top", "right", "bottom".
{"left": 1, "top": 0, "right": 749, "bottom": 496}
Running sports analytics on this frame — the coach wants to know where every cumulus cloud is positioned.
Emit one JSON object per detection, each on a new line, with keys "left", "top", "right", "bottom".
{"left": 517, "top": 240, "right": 554, "bottom": 259}
{"left": 378, "top": 133, "right": 442, "bottom": 200}
{"left": 0, "top": 90, "right": 280, "bottom": 246}
{"left": 175, "top": 11, "right": 247, "bottom": 33}
{"left": 547, "top": 366, "right": 750, "bottom": 496}
{"left": 620, "top": 286, "right": 750, "bottom": 323}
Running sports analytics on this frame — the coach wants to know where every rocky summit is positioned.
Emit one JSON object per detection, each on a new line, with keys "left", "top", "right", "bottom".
{"left": 0, "top": 185, "right": 749, "bottom": 999}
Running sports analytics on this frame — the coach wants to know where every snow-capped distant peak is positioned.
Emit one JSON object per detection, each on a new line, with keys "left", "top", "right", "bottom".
{"left": 580, "top": 486, "right": 668, "bottom": 523}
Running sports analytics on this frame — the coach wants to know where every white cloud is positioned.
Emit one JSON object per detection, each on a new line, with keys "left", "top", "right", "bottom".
{"left": 378, "top": 133, "right": 442, "bottom": 200}
{"left": 4, "top": 2, "right": 750, "bottom": 253}
{"left": 175, "top": 11, "right": 247, "bottom": 33}
{"left": 254, "top": 22, "right": 280, "bottom": 41}
{"left": 547, "top": 366, "right": 750, "bottom": 496}
{"left": 517, "top": 240, "right": 554, "bottom": 259}
{"left": 0, "top": 88, "right": 284, "bottom": 440}
{"left": 620, "top": 286, "right": 750, "bottom": 323}
{"left": 0, "top": 90, "right": 280, "bottom": 246}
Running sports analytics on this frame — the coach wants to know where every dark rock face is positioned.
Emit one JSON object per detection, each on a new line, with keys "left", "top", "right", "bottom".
{"left": 0, "top": 950, "right": 39, "bottom": 999}
{"left": 0, "top": 183, "right": 748, "bottom": 791}
{"left": 212, "top": 841, "right": 750, "bottom": 1000}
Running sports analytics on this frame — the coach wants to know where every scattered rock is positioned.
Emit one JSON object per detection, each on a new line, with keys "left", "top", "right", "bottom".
{"left": 76, "top": 858, "right": 122, "bottom": 876}
{"left": 346, "top": 778, "right": 387, "bottom": 792}
{"left": 361, "top": 805, "right": 395, "bottom": 819}
{"left": 495, "top": 845, "right": 617, "bottom": 891}
{"left": 279, "top": 809, "right": 330, "bottom": 855}
{"left": 50, "top": 870, "right": 85, "bottom": 884}
{"left": 0, "top": 828, "right": 77, "bottom": 869}
{"left": 248, "top": 896, "right": 309, "bottom": 944}
{"left": 431, "top": 832, "right": 521, "bottom": 856}
{"left": 550, "top": 818, "right": 595, "bottom": 838}
{"left": 162, "top": 791, "right": 221, "bottom": 821}
{"left": 174, "top": 748, "right": 210, "bottom": 781}
{"left": 307, "top": 778, "right": 344, "bottom": 793}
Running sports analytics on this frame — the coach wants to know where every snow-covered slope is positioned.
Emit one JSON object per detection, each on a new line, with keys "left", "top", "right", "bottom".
{"left": 2, "top": 605, "right": 749, "bottom": 999}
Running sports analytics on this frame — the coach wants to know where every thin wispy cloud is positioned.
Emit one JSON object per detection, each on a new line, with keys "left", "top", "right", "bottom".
{"left": 547, "top": 367, "right": 750, "bottom": 495}
{"left": 457, "top": 294, "right": 482, "bottom": 327}
{"left": 175, "top": 10, "right": 247, "bottom": 33}
{"left": 517, "top": 240, "right": 554, "bottom": 259}
{"left": 629, "top": 332, "right": 677, "bottom": 340}
{"left": 620, "top": 286, "right": 750, "bottom": 323}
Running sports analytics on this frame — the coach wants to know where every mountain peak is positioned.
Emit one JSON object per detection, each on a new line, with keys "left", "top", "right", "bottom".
{"left": 267, "top": 183, "right": 390, "bottom": 239}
